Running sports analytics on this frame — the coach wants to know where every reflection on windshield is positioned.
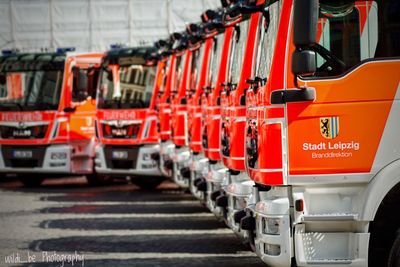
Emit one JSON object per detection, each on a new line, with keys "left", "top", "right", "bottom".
{"left": 256, "top": 1, "right": 281, "bottom": 79}
{"left": 97, "top": 64, "right": 156, "bottom": 109}
{"left": 229, "top": 20, "right": 249, "bottom": 85}
{"left": 0, "top": 70, "right": 63, "bottom": 111}
{"left": 173, "top": 54, "right": 185, "bottom": 96}
{"left": 209, "top": 34, "right": 225, "bottom": 88}
{"left": 189, "top": 46, "right": 205, "bottom": 93}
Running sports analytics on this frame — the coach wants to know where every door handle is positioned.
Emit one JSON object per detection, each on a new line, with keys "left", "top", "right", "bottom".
{"left": 270, "top": 88, "right": 315, "bottom": 104}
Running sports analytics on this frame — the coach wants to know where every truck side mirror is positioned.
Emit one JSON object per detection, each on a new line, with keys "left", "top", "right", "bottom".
{"left": 220, "top": 0, "right": 229, "bottom": 7}
{"left": 293, "top": 0, "right": 318, "bottom": 46}
{"left": 87, "top": 66, "right": 99, "bottom": 99}
{"left": 63, "top": 106, "right": 76, "bottom": 113}
{"left": 72, "top": 67, "right": 88, "bottom": 102}
{"left": 292, "top": 50, "right": 316, "bottom": 76}
{"left": 102, "top": 66, "right": 113, "bottom": 81}
{"left": 292, "top": 0, "right": 318, "bottom": 76}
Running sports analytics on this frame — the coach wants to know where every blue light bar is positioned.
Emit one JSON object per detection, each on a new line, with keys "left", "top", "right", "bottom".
{"left": 1, "top": 49, "right": 19, "bottom": 56}
{"left": 110, "top": 44, "right": 126, "bottom": 50}
{"left": 56, "top": 47, "right": 76, "bottom": 54}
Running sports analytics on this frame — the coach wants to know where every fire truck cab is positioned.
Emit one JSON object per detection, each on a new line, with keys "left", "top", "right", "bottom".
{"left": 241, "top": 0, "right": 400, "bottom": 266}
{"left": 168, "top": 32, "right": 192, "bottom": 188}
{"left": 0, "top": 49, "right": 102, "bottom": 186}
{"left": 201, "top": 7, "right": 233, "bottom": 219}
{"left": 211, "top": 0, "right": 266, "bottom": 241}
{"left": 94, "top": 46, "right": 166, "bottom": 189}
{"left": 153, "top": 39, "right": 175, "bottom": 178}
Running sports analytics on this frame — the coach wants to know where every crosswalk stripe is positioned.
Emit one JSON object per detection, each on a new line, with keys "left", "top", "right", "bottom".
{"left": 45, "top": 200, "right": 200, "bottom": 206}
{"left": 38, "top": 212, "right": 214, "bottom": 219}
{"left": 38, "top": 228, "right": 233, "bottom": 236}
{"left": 27, "top": 251, "right": 258, "bottom": 264}
{"left": 57, "top": 252, "right": 257, "bottom": 260}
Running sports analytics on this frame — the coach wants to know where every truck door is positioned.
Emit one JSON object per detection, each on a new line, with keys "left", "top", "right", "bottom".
{"left": 285, "top": 1, "right": 400, "bottom": 179}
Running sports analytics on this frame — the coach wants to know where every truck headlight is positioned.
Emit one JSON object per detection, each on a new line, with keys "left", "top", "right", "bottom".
{"left": 51, "top": 152, "right": 67, "bottom": 160}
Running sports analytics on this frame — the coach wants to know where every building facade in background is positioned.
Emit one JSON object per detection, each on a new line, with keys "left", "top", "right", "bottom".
{"left": 0, "top": 0, "right": 219, "bottom": 52}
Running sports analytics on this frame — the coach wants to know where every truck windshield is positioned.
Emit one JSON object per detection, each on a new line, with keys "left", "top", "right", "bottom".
{"left": 174, "top": 53, "right": 186, "bottom": 94}
{"left": 0, "top": 70, "right": 63, "bottom": 111}
{"left": 255, "top": 1, "right": 281, "bottom": 81}
{"left": 229, "top": 19, "right": 250, "bottom": 85}
{"left": 209, "top": 33, "right": 225, "bottom": 89}
{"left": 97, "top": 64, "right": 156, "bottom": 109}
{"left": 189, "top": 45, "right": 205, "bottom": 94}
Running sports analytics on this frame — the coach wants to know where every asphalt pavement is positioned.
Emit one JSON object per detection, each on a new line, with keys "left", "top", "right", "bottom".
{"left": 0, "top": 176, "right": 265, "bottom": 267}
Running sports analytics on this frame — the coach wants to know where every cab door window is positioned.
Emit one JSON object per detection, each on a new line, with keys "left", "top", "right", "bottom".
{"left": 228, "top": 19, "right": 250, "bottom": 86}
{"left": 312, "top": 0, "right": 399, "bottom": 78}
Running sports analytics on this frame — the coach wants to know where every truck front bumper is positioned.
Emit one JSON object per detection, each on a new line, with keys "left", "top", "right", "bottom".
{"left": 172, "top": 146, "right": 190, "bottom": 188}
{"left": 189, "top": 153, "right": 209, "bottom": 201}
{"left": 205, "top": 162, "right": 228, "bottom": 219}
{"left": 95, "top": 144, "right": 162, "bottom": 177}
{"left": 159, "top": 141, "right": 175, "bottom": 177}
{"left": 0, "top": 144, "right": 76, "bottom": 174}
{"left": 226, "top": 174, "right": 254, "bottom": 242}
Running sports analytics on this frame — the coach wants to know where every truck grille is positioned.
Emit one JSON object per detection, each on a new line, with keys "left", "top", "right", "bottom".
{"left": 0, "top": 125, "right": 48, "bottom": 139}
{"left": 101, "top": 123, "right": 141, "bottom": 139}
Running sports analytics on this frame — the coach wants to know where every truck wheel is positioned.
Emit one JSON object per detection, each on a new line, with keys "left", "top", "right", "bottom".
{"left": 132, "top": 176, "right": 165, "bottom": 190}
{"left": 388, "top": 229, "right": 400, "bottom": 267}
{"left": 19, "top": 175, "right": 45, "bottom": 187}
{"left": 86, "top": 174, "right": 112, "bottom": 186}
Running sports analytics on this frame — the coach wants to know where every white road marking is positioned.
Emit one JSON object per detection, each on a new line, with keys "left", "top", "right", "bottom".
{"left": 33, "top": 251, "right": 257, "bottom": 261}
{"left": 23, "top": 251, "right": 259, "bottom": 265}
{"left": 44, "top": 200, "right": 200, "bottom": 206}
{"left": 33, "top": 228, "right": 233, "bottom": 238}
{"left": 38, "top": 212, "right": 214, "bottom": 219}
{"left": 88, "top": 251, "right": 257, "bottom": 259}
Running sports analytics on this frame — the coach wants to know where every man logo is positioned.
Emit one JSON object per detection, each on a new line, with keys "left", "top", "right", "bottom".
{"left": 18, "top": 121, "right": 26, "bottom": 129}
{"left": 320, "top": 117, "right": 339, "bottom": 139}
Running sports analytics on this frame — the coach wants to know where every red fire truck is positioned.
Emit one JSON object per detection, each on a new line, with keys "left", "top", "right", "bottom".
{"left": 153, "top": 39, "right": 176, "bottom": 178}
{"left": 182, "top": 19, "right": 229, "bottom": 201}
{"left": 0, "top": 49, "right": 103, "bottom": 186}
{"left": 168, "top": 32, "right": 193, "bottom": 188}
{"left": 94, "top": 46, "right": 166, "bottom": 189}
{"left": 239, "top": 0, "right": 400, "bottom": 266}
{"left": 185, "top": 9, "right": 232, "bottom": 204}
{"left": 207, "top": 0, "right": 265, "bottom": 241}
{"left": 202, "top": 9, "right": 233, "bottom": 219}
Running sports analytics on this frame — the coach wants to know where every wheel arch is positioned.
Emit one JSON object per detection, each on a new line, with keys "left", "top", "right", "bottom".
{"left": 360, "top": 158, "right": 400, "bottom": 221}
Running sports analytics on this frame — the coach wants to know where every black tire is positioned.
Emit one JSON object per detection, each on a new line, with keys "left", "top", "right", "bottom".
{"left": 86, "top": 173, "right": 113, "bottom": 186}
{"left": 19, "top": 175, "right": 45, "bottom": 187}
{"left": 132, "top": 176, "right": 165, "bottom": 190}
{"left": 388, "top": 230, "right": 400, "bottom": 267}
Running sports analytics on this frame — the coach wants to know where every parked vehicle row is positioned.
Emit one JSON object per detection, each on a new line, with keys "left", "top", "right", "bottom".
{"left": 0, "top": 49, "right": 103, "bottom": 186}
{"left": 0, "top": 46, "right": 167, "bottom": 188}
{"left": 0, "top": 0, "right": 399, "bottom": 266}
{"left": 152, "top": 0, "right": 400, "bottom": 266}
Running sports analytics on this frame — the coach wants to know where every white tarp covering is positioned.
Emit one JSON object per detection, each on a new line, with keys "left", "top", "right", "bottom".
{"left": 0, "top": 0, "right": 220, "bottom": 52}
